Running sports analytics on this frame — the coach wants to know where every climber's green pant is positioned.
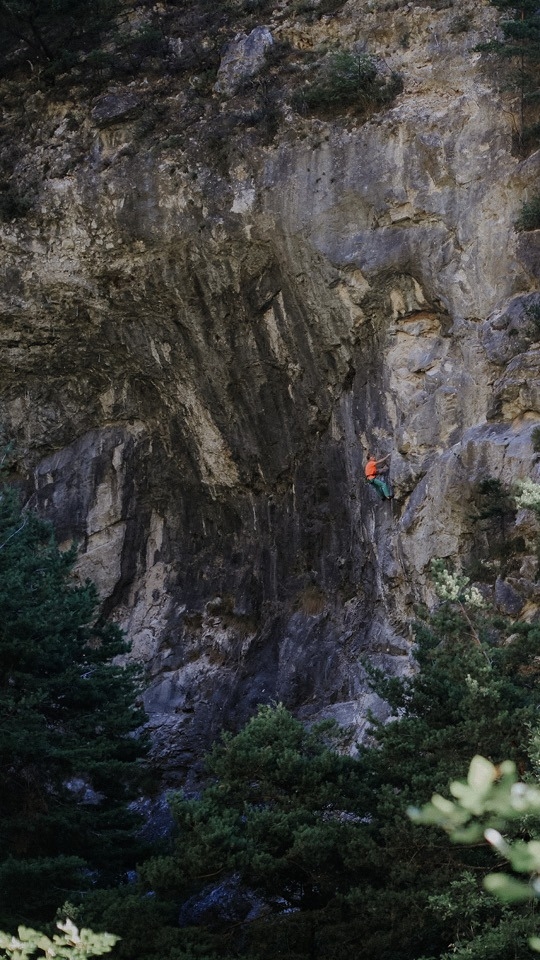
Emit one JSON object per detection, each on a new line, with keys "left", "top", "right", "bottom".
{"left": 369, "top": 477, "right": 391, "bottom": 500}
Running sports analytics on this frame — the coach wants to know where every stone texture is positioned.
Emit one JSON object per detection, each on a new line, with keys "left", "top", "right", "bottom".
{"left": 482, "top": 293, "right": 540, "bottom": 365}
{"left": 495, "top": 576, "right": 525, "bottom": 616}
{"left": 1, "top": 0, "right": 540, "bottom": 780}
{"left": 179, "top": 875, "right": 267, "bottom": 927}
{"left": 214, "top": 27, "right": 274, "bottom": 95}
{"left": 91, "top": 92, "right": 143, "bottom": 126}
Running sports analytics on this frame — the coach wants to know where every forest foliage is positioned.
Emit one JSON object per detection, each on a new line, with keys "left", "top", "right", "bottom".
{"left": 3, "top": 473, "right": 540, "bottom": 960}
{"left": 5, "top": 472, "right": 540, "bottom": 958}
{"left": 0, "top": 482, "right": 148, "bottom": 931}
{"left": 77, "top": 507, "right": 540, "bottom": 960}
{"left": 0, "top": 0, "right": 120, "bottom": 76}
{"left": 0, "top": 919, "right": 118, "bottom": 959}
{"left": 478, "top": 0, "right": 540, "bottom": 150}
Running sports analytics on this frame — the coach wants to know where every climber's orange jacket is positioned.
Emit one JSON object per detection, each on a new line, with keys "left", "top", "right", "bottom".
{"left": 365, "top": 459, "right": 378, "bottom": 480}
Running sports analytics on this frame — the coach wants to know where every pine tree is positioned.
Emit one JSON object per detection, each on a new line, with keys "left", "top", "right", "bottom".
{"left": 122, "top": 593, "right": 540, "bottom": 960}
{"left": 0, "top": 484, "right": 148, "bottom": 928}
{"left": 348, "top": 598, "right": 540, "bottom": 960}
{"left": 479, "top": 0, "right": 540, "bottom": 148}
{"left": 141, "top": 704, "right": 369, "bottom": 913}
{"left": 0, "top": 0, "right": 119, "bottom": 76}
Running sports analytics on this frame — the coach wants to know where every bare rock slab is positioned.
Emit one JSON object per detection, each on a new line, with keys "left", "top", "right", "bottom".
{"left": 214, "top": 27, "right": 273, "bottom": 95}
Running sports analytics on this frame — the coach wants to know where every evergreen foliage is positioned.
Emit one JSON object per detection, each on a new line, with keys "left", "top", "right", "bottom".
{"left": 292, "top": 52, "right": 402, "bottom": 115}
{"left": 516, "top": 192, "right": 540, "bottom": 230}
{"left": 478, "top": 0, "right": 540, "bottom": 147}
{"left": 91, "top": 589, "right": 540, "bottom": 960}
{"left": 0, "top": 0, "right": 119, "bottom": 76}
{"left": 142, "top": 704, "right": 368, "bottom": 912}
{"left": 0, "top": 484, "right": 148, "bottom": 928}
{"left": 0, "top": 919, "right": 118, "bottom": 959}
{"left": 411, "top": 753, "right": 540, "bottom": 959}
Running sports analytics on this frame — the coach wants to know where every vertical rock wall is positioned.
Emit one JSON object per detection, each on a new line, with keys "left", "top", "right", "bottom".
{"left": 1, "top": 0, "right": 540, "bottom": 779}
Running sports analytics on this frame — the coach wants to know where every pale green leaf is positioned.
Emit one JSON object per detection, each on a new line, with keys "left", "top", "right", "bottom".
{"left": 467, "top": 755, "right": 497, "bottom": 793}
{"left": 484, "top": 873, "right": 533, "bottom": 902}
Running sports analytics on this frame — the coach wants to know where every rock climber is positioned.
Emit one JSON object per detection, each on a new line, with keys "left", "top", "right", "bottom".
{"left": 365, "top": 452, "right": 392, "bottom": 500}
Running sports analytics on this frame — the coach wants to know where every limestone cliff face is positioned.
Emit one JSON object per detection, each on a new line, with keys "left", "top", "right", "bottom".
{"left": 1, "top": 0, "right": 540, "bottom": 779}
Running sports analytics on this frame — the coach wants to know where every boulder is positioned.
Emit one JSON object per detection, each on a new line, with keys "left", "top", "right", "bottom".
{"left": 91, "top": 92, "right": 143, "bottom": 127}
{"left": 481, "top": 292, "right": 540, "bottom": 366}
{"left": 179, "top": 874, "right": 268, "bottom": 928}
{"left": 495, "top": 576, "right": 525, "bottom": 616}
{"left": 214, "top": 27, "right": 273, "bottom": 95}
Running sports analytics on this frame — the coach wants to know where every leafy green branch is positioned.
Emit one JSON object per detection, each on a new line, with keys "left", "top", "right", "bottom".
{"left": 409, "top": 755, "right": 540, "bottom": 950}
{"left": 0, "top": 920, "right": 118, "bottom": 960}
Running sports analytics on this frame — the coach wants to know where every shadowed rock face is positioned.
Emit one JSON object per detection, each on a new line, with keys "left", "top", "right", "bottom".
{"left": 2, "top": 0, "right": 540, "bottom": 780}
{"left": 13, "top": 225, "right": 406, "bottom": 779}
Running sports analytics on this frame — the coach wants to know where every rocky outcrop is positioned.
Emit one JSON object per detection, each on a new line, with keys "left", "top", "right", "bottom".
{"left": 1, "top": 0, "right": 540, "bottom": 780}
{"left": 214, "top": 27, "right": 274, "bottom": 95}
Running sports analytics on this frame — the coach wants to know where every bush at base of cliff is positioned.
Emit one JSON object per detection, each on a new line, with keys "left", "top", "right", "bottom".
{"left": 0, "top": 482, "right": 148, "bottom": 929}
{"left": 66, "top": 543, "right": 540, "bottom": 960}
{"left": 90, "top": 597, "right": 540, "bottom": 960}
{"left": 69, "top": 888, "right": 224, "bottom": 960}
{"left": 141, "top": 704, "right": 368, "bottom": 914}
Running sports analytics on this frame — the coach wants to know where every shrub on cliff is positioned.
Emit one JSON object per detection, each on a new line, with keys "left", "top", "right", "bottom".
{"left": 0, "top": 183, "right": 33, "bottom": 223}
{"left": 0, "top": 0, "right": 119, "bottom": 78}
{"left": 0, "top": 483, "right": 148, "bottom": 928}
{"left": 516, "top": 192, "right": 540, "bottom": 230}
{"left": 478, "top": 0, "right": 540, "bottom": 149}
{"left": 292, "top": 51, "right": 402, "bottom": 116}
